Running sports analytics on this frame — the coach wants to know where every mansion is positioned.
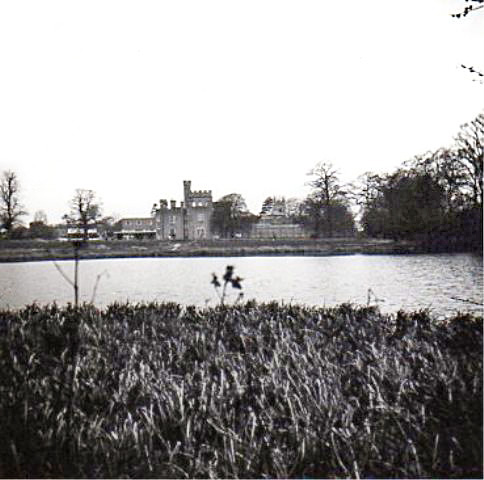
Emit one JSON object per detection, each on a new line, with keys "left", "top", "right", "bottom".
{"left": 119, "top": 181, "right": 213, "bottom": 240}
{"left": 118, "top": 180, "right": 310, "bottom": 241}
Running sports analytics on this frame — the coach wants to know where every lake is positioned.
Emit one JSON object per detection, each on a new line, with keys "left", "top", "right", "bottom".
{"left": 0, "top": 253, "right": 482, "bottom": 317}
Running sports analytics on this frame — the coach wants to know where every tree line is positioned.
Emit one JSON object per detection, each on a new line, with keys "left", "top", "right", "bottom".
{"left": 354, "top": 113, "right": 483, "bottom": 251}
{"left": 211, "top": 112, "right": 483, "bottom": 250}
{"left": 1, "top": 112, "right": 482, "bottom": 251}
{"left": 0, "top": 178, "right": 115, "bottom": 241}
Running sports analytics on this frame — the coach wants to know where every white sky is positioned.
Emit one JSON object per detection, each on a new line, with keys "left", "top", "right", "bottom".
{"left": 0, "top": 0, "right": 483, "bottom": 223}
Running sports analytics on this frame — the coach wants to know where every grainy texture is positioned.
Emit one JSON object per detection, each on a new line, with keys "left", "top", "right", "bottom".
{"left": 0, "top": 302, "right": 481, "bottom": 478}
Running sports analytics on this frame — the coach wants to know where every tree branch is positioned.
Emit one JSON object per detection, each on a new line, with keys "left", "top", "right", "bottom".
{"left": 52, "top": 260, "right": 75, "bottom": 288}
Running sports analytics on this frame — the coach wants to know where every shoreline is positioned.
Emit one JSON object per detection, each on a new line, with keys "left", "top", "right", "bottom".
{"left": 1, "top": 239, "right": 481, "bottom": 263}
{"left": 0, "top": 238, "right": 425, "bottom": 263}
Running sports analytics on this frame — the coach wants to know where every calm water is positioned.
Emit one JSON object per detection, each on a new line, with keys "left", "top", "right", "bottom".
{"left": 0, "top": 254, "right": 482, "bottom": 317}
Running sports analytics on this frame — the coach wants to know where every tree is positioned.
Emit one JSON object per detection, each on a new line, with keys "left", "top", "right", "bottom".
{"left": 33, "top": 210, "right": 48, "bottom": 225}
{"left": 358, "top": 166, "right": 451, "bottom": 242}
{"left": 454, "top": 113, "right": 484, "bottom": 207}
{"left": 9, "top": 226, "right": 30, "bottom": 240}
{"left": 97, "top": 215, "right": 120, "bottom": 240}
{"left": 350, "top": 172, "right": 383, "bottom": 209}
{"left": 301, "top": 196, "right": 355, "bottom": 238}
{"left": 451, "top": 0, "right": 484, "bottom": 18}
{"left": 260, "top": 196, "right": 288, "bottom": 216}
{"left": 29, "top": 210, "right": 56, "bottom": 239}
{"left": 285, "top": 197, "right": 305, "bottom": 223}
{"left": 259, "top": 196, "right": 304, "bottom": 223}
{"left": 63, "top": 189, "right": 102, "bottom": 242}
{"left": 357, "top": 113, "right": 483, "bottom": 250}
{"left": 403, "top": 148, "right": 475, "bottom": 217}
{"left": 327, "top": 203, "right": 356, "bottom": 236}
{"left": 384, "top": 170, "right": 445, "bottom": 240}
{"left": 210, "top": 193, "right": 250, "bottom": 238}
{"left": 305, "top": 162, "right": 349, "bottom": 238}
{"left": 452, "top": 1, "right": 484, "bottom": 82}
{"left": 349, "top": 172, "right": 386, "bottom": 235}
{"left": 56, "top": 190, "right": 102, "bottom": 309}
{"left": 0, "top": 170, "right": 26, "bottom": 235}
{"left": 260, "top": 197, "right": 275, "bottom": 215}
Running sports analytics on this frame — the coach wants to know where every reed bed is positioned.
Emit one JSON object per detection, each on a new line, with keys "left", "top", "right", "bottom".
{"left": 0, "top": 301, "right": 481, "bottom": 478}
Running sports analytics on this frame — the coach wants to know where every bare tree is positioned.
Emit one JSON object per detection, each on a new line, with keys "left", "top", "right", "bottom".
{"left": 451, "top": 0, "right": 484, "bottom": 18}
{"left": 64, "top": 189, "right": 102, "bottom": 241}
{"left": 455, "top": 113, "right": 484, "bottom": 206}
{"left": 0, "top": 170, "right": 27, "bottom": 234}
{"left": 306, "top": 161, "right": 348, "bottom": 237}
{"left": 285, "top": 197, "right": 305, "bottom": 221}
{"left": 452, "top": 0, "right": 484, "bottom": 82}
{"left": 33, "top": 210, "right": 48, "bottom": 225}
{"left": 54, "top": 189, "right": 102, "bottom": 308}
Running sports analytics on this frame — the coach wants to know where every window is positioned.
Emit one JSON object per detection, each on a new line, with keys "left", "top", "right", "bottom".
{"left": 197, "top": 213, "right": 204, "bottom": 222}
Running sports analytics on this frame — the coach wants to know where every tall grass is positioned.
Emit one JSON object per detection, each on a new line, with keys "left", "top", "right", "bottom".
{"left": 0, "top": 302, "right": 481, "bottom": 478}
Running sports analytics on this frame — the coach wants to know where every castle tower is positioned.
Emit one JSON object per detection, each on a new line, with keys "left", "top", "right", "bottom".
{"left": 154, "top": 180, "right": 213, "bottom": 241}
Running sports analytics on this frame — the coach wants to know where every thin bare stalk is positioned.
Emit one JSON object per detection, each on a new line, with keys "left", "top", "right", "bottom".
{"left": 52, "top": 241, "right": 82, "bottom": 308}
{"left": 91, "top": 270, "right": 109, "bottom": 304}
{"left": 52, "top": 261, "right": 74, "bottom": 288}
{"left": 74, "top": 245, "right": 79, "bottom": 308}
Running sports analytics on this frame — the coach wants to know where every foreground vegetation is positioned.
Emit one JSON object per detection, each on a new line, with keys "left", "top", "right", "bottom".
{"left": 0, "top": 302, "right": 482, "bottom": 478}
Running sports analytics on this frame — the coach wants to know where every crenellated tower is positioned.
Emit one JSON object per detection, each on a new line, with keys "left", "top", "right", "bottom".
{"left": 154, "top": 180, "right": 213, "bottom": 240}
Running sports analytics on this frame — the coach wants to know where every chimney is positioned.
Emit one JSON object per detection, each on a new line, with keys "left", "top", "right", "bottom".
{"left": 183, "top": 180, "right": 191, "bottom": 205}
{"left": 170, "top": 200, "right": 176, "bottom": 209}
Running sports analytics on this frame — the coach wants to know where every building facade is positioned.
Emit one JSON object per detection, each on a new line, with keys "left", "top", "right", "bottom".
{"left": 251, "top": 212, "right": 309, "bottom": 239}
{"left": 117, "top": 181, "right": 213, "bottom": 241}
{"left": 154, "top": 180, "right": 213, "bottom": 240}
{"left": 117, "top": 180, "right": 320, "bottom": 241}
{"left": 117, "top": 218, "right": 156, "bottom": 240}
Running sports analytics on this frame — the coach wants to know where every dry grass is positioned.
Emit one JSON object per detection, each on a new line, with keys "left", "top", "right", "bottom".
{"left": 0, "top": 302, "right": 481, "bottom": 478}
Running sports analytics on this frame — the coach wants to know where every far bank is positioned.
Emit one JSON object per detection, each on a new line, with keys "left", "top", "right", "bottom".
{"left": 0, "top": 237, "right": 426, "bottom": 263}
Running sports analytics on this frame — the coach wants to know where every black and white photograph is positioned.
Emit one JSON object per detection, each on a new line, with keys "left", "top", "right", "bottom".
{"left": 0, "top": 1, "right": 482, "bottom": 478}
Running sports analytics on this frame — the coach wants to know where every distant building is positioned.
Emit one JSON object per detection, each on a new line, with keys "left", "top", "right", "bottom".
{"left": 251, "top": 212, "right": 309, "bottom": 239}
{"left": 59, "top": 227, "right": 102, "bottom": 241}
{"left": 117, "top": 218, "right": 156, "bottom": 240}
{"left": 154, "top": 180, "right": 213, "bottom": 240}
{"left": 118, "top": 180, "right": 214, "bottom": 241}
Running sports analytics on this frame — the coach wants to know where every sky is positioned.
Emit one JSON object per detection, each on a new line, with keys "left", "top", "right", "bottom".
{"left": 0, "top": 0, "right": 483, "bottom": 224}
